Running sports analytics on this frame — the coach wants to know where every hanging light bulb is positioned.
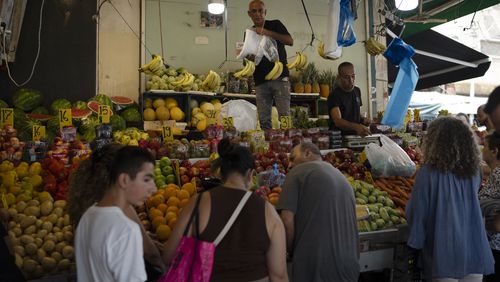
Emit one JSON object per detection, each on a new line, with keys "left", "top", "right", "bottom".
{"left": 208, "top": 0, "right": 225, "bottom": 15}
{"left": 395, "top": 0, "right": 418, "bottom": 11}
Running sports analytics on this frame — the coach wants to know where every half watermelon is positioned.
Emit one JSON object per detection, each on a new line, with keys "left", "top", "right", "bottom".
{"left": 87, "top": 101, "right": 114, "bottom": 115}
{"left": 111, "top": 96, "right": 134, "bottom": 105}
{"left": 72, "top": 108, "right": 92, "bottom": 119}
{"left": 26, "top": 113, "right": 53, "bottom": 122}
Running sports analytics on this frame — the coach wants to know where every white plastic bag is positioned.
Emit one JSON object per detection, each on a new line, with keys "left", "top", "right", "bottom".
{"left": 220, "top": 99, "right": 257, "bottom": 132}
{"left": 365, "top": 135, "right": 416, "bottom": 177}
{"left": 237, "top": 29, "right": 279, "bottom": 65}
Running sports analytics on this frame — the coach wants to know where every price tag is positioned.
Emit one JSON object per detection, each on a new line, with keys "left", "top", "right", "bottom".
{"left": 1, "top": 193, "right": 7, "bottom": 209}
{"left": 32, "top": 125, "right": 46, "bottom": 141}
{"left": 98, "top": 105, "right": 111, "bottom": 124}
{"left": 162, "top": 125, "right": 173, "bottom": 141}
{"left": 206, "top": 109, "right": 217, "bottom": 125}
{"left": 0, "top": 108, "right": 14, "bottom": 128}
{"left": 364, "top": 171, "right": 374, "bottom": 184}
{"left": 280, "top": 116, "right": 292, "bottom": 130}
{"left": 222, "top": 117, "right": 234, "bottom": 129}
{"left": 58, "top": 109, "right": 72, "bottom": 129}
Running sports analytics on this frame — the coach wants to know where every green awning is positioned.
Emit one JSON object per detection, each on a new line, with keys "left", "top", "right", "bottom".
{"left": 388, "top": 0, "right": 500, "bottom": 37}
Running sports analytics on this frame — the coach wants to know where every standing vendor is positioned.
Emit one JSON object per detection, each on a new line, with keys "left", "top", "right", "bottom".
{"left": 247, "top": 0, "right": 293, "bottom": 130}
{"left": 327, "top": 62, "right": 371, "bottom": 136}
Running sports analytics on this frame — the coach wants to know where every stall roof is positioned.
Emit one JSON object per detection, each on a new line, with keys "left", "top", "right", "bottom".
{"left": 389, "top": 0, "right": 500, "bottom": 37}
{"left": 387, "top": 29, "right": 491, "bottom": 91}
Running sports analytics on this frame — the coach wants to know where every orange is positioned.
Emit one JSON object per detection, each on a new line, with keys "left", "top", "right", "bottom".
{"left": 272, "top": 187, "right": 282, "bottom": 194}
{"left": 167, "top": 196, "right": 180, "bottom": 207}
{"left": 157, "top": 203, "right": 168, "bottom": 214}
{"left": 152, "top": 217, "right": 167, "bottom": 229}
{"left": 181, "top": 183, "right": 196, "bottom": 196}
{"left": 166, "top": 206, "right": 179, "bottom": 214}
{"left": 150, "top": 194, "right": 165, "bottom": 207}
{"left": 179, "top": 198, "right": 190, "bottom": 208}
{"left": 268, "top": 196, "right": 279, "bottom": 206}
{"left": 166, "top": 183, "right": 179, "bottom": 190}
{"left": 156, "top": 224, "right": 172, "bottom": 241}
{"left": 149, "top": 208, "right": 163, "bottom": 219}
{"left": 268, "top": 192, "right": 280, "bottom": 199}
{"left": 168, "top": 217, "right": 177, "bottom": 229}
{"left": 165, "top": 211, "right": 177, "bottom": 222}
{"left": 163, "top": 187, "right": 177, "bottom": 199}
{"left": 176, "top": 190, "right": 190, "bottom": 200}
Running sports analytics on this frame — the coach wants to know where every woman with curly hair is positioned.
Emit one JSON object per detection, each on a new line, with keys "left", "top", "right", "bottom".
{"left": 406, "top": 116, "right": 494, "bottom": 282}
{"left": 69, "top": 144, "right": 165, "bottom": 281}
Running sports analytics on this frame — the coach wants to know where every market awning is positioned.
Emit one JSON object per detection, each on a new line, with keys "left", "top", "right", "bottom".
{"left": 387, "top": 29, "right": 491, "bottom": 91}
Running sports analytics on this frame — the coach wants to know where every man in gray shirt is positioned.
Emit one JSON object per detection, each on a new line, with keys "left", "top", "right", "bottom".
{"left": 277, "top": 143, "right": 359, "bottom": 281}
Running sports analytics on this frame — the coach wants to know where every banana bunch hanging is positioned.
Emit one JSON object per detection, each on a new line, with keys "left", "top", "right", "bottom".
{"left": 317, "top": 41, "right": 338, "bottom": 60}
{"left": 234, "top": 59, "right": 256, "bottom": 78}
{"left": 139, "top": 54, "right": 165, "bottom": 76}
{"left": 364, "top": 37, "right": 386, "bottom": 56}
{"left": 265, "top": 61, "right": 284, "bottom": 81}
{"left": 286, "top": 52, "right": 307, "bottom": 71}
{"left": 201, "top": 70, "right": 221, "bottom": 92}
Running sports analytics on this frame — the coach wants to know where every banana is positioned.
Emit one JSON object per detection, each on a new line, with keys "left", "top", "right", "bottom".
{"left": 296, "top": 53, "right": 307, "bottom": 70}
{"left": 171, "top": 74, "right": 189, "bottom": 87}
{"left": 180, "top": 73, "right": 194, "bottom": 87}
{"left": 209, "top": 71, "right": 221, "bottom": 91}
{"left": 286, "top": 53, "right": 301, "bottom": 70}
{"left": 201, "top": 71, "right": 215, "bottom": 90}
{"left": 271, "top": 62, "right": 283, "bottom": 80}
{"left": 317, "top": 41, "right": 325, "bottom": 58}
{"left": 246, "top": 60, "right": 255, "bottom": 77}
{"left": 265, "top": 61, "right": 282, "bottom": 80}
{"left": 365, "top": 37, "right": 386, "bottom": 56}
{"left": 234, "top": 59, "right": 255, "bottom": 78}
{"left": 139, "top": 55, "right": 163, "bottom": 74}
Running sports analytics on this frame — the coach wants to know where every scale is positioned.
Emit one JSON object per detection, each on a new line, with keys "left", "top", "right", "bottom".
{"left": 343, "top": 134, "right": 381, "bottom": 150}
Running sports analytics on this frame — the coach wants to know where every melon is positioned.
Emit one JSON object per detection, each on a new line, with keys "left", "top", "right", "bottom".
{"left": 89, "top": 94, "right": 112, "bottom": 107}
{"left": 87, "top": 101, "right": 113, "bottom": 116}
{"left": 110, "top": 115, "right": 126, "bottom": 131}
{"left": 13, "top": 88, "right": 42, "bottom": 111}
{"left": 26, "top": 113, "right": 53, "bottom": 122}
{"left": 50, "top": 99, "right": 72, "bottom": 115}
{"left": 31, "top": 106, "right": 49, "bottom": 115}
{"left": 165, "top": 98, "right": 178, "bottom": 110}
{"left": 153, "top": 99, "right": 165, "bottom": 109}
{"left": 170, "top": 107, "right": 184, "bottom": 122}
{"left": 72, "top": 101, "right": 88, "bottom": 110}
{"left": 121, "top": 107, "right": 141, "bottom": 122}
{"left": 111, "top": 96, "right": 134, "bottom": 105}
{"left": 71, "top": 108, "right": 92, "bottom": 119}
{"left": 143, "top": 108, "right": 156, "bottom": 121}
{"left": 155, "top": 107, "right": 170, "bottom": 121}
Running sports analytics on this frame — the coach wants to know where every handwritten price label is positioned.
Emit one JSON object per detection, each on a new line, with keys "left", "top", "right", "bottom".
{"left": 59, "top": 109, "right": 72, "bottom": 129}
{"left": 0, "top": 108, "right": 14, "bottom": 128}
{"left": 162, "top": 125, "right": 173, "bottom": 141}
{"left": 222, "top": 117, "right": 234, "bottom": 129}
{"left": 98, "top": 105, "right": 111, "bottom": 124}
{"left": 280, "top": 116, "right": 292, "bottom": 130}
{"left": 206, "top": 109, "right": 217, "bottom": 125}
{"left": 32, "top": 125, "right": 46, "bottom": 141}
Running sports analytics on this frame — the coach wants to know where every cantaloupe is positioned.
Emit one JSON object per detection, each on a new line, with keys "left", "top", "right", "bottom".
{"left": 144, "top": 108, "right": 156, "bottom": 121}
{"left": 156, "top": 106, "right": 170, "bottom": 121}
{"left": 170, "top": 107, "right": 184, "bottom": 121}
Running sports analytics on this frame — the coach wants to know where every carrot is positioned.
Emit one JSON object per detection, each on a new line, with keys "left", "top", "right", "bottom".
{"left": 393, "top": 197, "right": 407, "bottom": 208}
{"left": 396, "top": 207, "right": 406, "bottom": 216}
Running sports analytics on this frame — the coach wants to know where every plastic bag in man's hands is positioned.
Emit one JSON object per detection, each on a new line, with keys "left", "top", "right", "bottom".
{"left": 365, "top": 135, "right": 416, "bottom": 177}
{"left": 259, "top": 35, "right": 279, "bottom": 63}
{"left": 237, "top": 29, "right": 261, "bottom": 61}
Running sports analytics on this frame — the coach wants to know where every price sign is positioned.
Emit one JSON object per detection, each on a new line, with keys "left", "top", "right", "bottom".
{"left": 98, "top": 105, "right": 111, "bottom": 124}
{"left": 32, "top": 125, "right": 46, "bottom": 141}
{"left": 206, "top": 109, "right": 217, "bottom": 125}
{"left": 58, "top": 109, "right": 72, "bottom": 129}
{"left": 162, "top": 125, "right": 173, "bottom": 141}
{"left": 222, "top": 117, "right": 234, "bottom": 129}
{"left": 364, "top": 171, "right": 374, "bottom": 184}
{"left": 0, "top": 108, "right": 14, "bottom": 128}
{"left": 280, "top": 116, "right": 292, "bottom": 130}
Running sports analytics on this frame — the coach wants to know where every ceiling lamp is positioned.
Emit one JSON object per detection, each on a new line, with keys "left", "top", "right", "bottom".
{"left": 395, "top": 0, "right": 419, "bottom": 11}
{"left": 208, "top": 0, "right": 225, "bottom": 15}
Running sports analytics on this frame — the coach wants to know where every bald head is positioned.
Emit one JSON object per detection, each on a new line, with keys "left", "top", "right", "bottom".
{"left": 248, "top": 0, "right": 266, "bottom": 27}
{"left": 249, "top": 0, "right": 265, "bottom": 8}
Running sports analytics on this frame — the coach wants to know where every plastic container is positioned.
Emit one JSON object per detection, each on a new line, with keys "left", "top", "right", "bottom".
{"left": 265, "top": 129, "right": 285, "bottom": 141}
{"left": 191, "top": 143, "right": 210, "bottom": 158}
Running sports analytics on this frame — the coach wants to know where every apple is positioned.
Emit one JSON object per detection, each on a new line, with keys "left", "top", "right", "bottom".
{"left": 179, "top": 166, "right": 188, "bottom": 176}
{"left": 189, "top": 167, "right": 200, "bottom": 178}
{"left": 180, "top": 175, "right": 190, "bottom": 184}
{"left": 256, "top": 166, "right": 264, "bottom": 173}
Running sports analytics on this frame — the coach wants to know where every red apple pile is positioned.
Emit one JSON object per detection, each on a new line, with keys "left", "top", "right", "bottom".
{"left": 254, "top": 151, "right": 289, "bottom": 174}
{"left": 0, "top": 125, "right": 25, "bottom": 164}
{"left": 179, "top": 159, "right": 212, "bottom": 190}
{"left": 323, "top": 149, "right": 368, "bottom": 181}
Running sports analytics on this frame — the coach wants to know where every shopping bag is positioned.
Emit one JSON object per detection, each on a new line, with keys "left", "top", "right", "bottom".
{"left": 324, "top": 0, "right": 343, "bottom": 59}
{"left": 159, "top": 194, "right": 214, "bottom": 282}
{"left": 237, "top": 29, "right": 278, "bottom": 65}
{"left": 365, "top": 135, "right": 416, "bottom": 177}
{"left": 337, "top": 0, "right": 356, "bottom": 47}
{"left": 237, "top": 29, "right": 261, "bottom": 60}
{"left": 220, "top": 99, "right": 257, "bottom": 132}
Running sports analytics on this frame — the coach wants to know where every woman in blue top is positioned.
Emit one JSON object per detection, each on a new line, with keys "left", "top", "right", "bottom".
{"left": 406, "top": 116, "right": 494, "bottom": 282}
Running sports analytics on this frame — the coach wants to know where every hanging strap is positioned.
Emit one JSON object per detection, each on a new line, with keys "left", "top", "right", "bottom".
{"left": 300, "top": 0, "right": 316, "bottom": 46}
{"left": 182, "top": 192, "right": 204, "bottom": 236}
{"left": 213, "top": 191, "right": 252, "bottom": 246}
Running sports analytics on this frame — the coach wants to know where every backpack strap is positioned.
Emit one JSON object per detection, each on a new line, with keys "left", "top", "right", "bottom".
{"left": 213, "top": 191, "right": 252, "bottom": 246}
{"left": 182, "top": 192, "right": 203, "bottom": 236}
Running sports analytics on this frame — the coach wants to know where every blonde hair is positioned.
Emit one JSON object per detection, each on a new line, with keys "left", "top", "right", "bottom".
{"left": 422, "top": 116, "right": 480, "bottom": 177}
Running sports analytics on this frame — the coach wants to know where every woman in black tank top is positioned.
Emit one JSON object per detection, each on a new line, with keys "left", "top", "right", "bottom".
{"left": 161, "top": 138, "right": 288, "bottom": 282}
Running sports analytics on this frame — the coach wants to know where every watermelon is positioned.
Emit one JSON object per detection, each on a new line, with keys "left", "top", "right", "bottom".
{"left": 26, "top": 113, "right": 53, "bottom": 122}
{"left": 12, "top": 88, "right": 42, "bottom": 111}
{"left": 78, "top": 116, "right": 99, "bottom": 141}
{"left": 13, "top": 108, "right": 28, "bottom": 130}
{"left": 47, "top": 117, "right": 60, "bottom": 133}
{"left": 111, "top": 96, "right": 134, "bottom": 105}
{"left": 20, "top": 118, "right": 42, "bottom": 141}
{"left": 110, "top": 115, "right": 126, "bottom": 131}
{"left": 72, "top": 100, "right": 88, "bottom": 110}
{"left": 31, "top": 106, "right": 49, "bottom": 115}
{"left": 72, "top": 108, "right": 92, "bottom": 119}
{"left": 89, "top": 94, "right": 112, "bottom": 108}
{"left": 0, "top": 99, "right": 8, "bottom": 108}
{"left": 50, "top": 99, "right": 72, "bottom": 115}
{"left": 120, "top": 107, "right": 141, "bottom": 122}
